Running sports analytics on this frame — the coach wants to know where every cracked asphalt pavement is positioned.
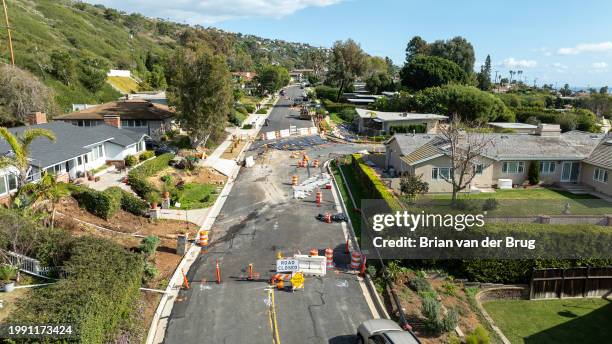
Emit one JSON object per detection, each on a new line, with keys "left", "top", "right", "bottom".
{"left": 163, "top": 86, "right": 380, "bottom": 344}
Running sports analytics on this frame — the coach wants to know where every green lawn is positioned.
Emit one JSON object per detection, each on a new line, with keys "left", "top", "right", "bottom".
{"left": 407, "top": 188, "right": 612, "bottom": 216}
{"left": 107, "top": 76, "right": 141, "bottom": 93}
{"left": 484, "top": 298, "right": 612, "bottom": 344}
{"left": 329, "top": 112, "right": 347, "bottom": 124}
{"left": 174, "top": 183, "right": 218, "bottom": 210}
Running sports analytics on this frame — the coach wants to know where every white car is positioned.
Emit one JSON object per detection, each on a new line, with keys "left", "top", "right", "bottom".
{"left": 357, "top": 319, "right": 420, "bottom": 344}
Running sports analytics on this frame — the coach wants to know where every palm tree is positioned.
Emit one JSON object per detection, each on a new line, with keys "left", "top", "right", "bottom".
{"left": 18, "top": 172, "right": 68, "bottom": 229}
{"left": 0, "top": 127, "right": 55, "bottom": 192}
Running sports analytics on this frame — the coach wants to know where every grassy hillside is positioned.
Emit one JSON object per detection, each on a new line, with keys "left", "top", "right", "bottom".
{"left": 0, "top": 0, "right": 325, "bottom": 116}
{"left": 107, "top": 76, "right": 141, "bottom": 93}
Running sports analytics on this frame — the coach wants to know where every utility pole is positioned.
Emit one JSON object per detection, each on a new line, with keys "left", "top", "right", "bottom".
{"left": 2, "top": 0, "right": 14, "bottom": 65}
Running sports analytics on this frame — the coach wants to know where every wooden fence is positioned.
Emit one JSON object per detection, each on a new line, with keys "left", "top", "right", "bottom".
{"left": 530, "top": 267, "right": 612, "bottom": 300}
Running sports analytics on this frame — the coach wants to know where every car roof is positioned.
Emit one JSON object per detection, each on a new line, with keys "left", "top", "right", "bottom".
{"left": 384, "top": 331, "right": 420, "bottom": 344}
{"left": 360, "top": 319, "right": 403, "bottom": 333}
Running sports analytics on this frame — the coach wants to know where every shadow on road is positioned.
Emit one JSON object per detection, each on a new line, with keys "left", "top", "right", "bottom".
{"left": 329, "top": 334, "right": 359, "bottom": 344}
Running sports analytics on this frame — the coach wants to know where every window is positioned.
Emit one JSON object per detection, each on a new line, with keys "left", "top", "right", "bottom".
{"left": 593, "top": 168, "right": 609, "bottom": 183}
{"left": 0, "top": 175, "right": 6, "bottom": 195}
{"left": 91, "top": 145, "right": 104, "bottom": 160}
{"left": 7, "top": 174, "right": 17, "bottom": 191}
{"left": 432, "top": 167, "right": 451, "bottom": 180}
{"left": 540, "top": 161, "right": 556, "bottom": 174}
{"left": 77, "top": 156, "right": 83, "bottom": 166}
{"left": 45, "top": 164, "right": 65, "bottom": 175}
{"left": 474, "top": 164, "right": 484, "bottom": 175}
{"left": 502, "top": 161, "right": 524, "bottom": 174}
{"left": 121, "top": 119, "right": 147, "bottom": 128}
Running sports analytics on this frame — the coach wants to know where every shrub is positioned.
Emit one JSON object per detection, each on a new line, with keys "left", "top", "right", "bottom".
{"left": 322, "top": 99, "right": 355, "bottom": 114}
{"left": 528, "top": 160, "right": 540, "bottom": 185}
{"left": 465, "top": 325, "right": 490, "bottom": 344}
{"left": 125, "top": 155, "right": 139, "bottom": 167}
{"left": 244, "top": 104, "right": 255, "bottom": 113}
{"left": 143, "top": 262, "right": 159, "bottom": 283}
{"left": 0, "top": 264, "right": 17, "bottom": 281}
{"left": 127, "top": 153, "right": 173, "bottom": 198}
{"left": 71, "top": 186, "right": 121, "bottom": 219}
{"left": 314, "top": 85, "right": 339, "bottom": 101}
{"left": 242, "top": 123, "right": 253, "bottom": 129}
{"left": 409, "top": 276, "right": 432, "bottom": 293}
{"left": 453, "top": 199, "right": 479, "bottom": 212}
{"left": 235, "top": 105, "right": 248, "bottom": 115}
{"left": 351, "top": 154, "right": 402, "bottom": 211}
{"left": 160, "top": 174, "right": 173, "bottom": 184}
{"left": 441, "top": 282, "right": 458, "bottom": 296}
{"left": 139, "top": 235, "right": 160, "bottom": 258}
{"left": 107, "top": 187, "right": 149, "bottom": 216}
{"left": 256, "top": 108, "right": 267, "bottom": 114}
{"left": 140, "top": 150, "right": 155, "bottom": 161}
{"left": 421, "top": 295, "right": 458, "bottom": 334}
{"left": 389, "top": 124, "right": 427, "bottom": 134}
{"left": 12, "top": 236, "right": 144, "bottom": 343}
{"left": 482, "top": 198, "right": 499, "bottom": 211}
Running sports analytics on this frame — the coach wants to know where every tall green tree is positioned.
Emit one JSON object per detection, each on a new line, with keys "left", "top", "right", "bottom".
{"left": 560, "top": 83, "right": 572, "bottom": 96}
{"left": 50, "top": 50, "right": 77, "bottom": 86}
{"left": 18, "top": 172, "right": 68, "bottom": 229}
{"left": 256, "top": 65, "right": 290, "bottom": 94}
{"left": 405, "top": 36, "right": 429, "bottom": 62}
{"left": 327, "top": 39, "right": 366, "bottom": 101}
{"left": 477, "top": 55, "right": 492, "bottom": 91}
{"left": 166, "top": 45, "right": 233, "bottom": 148}
{"left": 0, "top": 128, "right": 56, "bottom": 192}
{"left": 400, "top": 55, "right": 467, "bottom": 91}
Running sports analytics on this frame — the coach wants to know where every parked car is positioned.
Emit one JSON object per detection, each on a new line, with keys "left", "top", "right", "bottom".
{"left": 357, "top": 319, "right": 420, "bottom": 344}
{"left": 145, "top": 138, "right": 160, "bottom": 150}
{"left": 155, "top": 145, "right": 178, "bottom": 156}
{"left": 280, "top": 89, "right": 286, "bottom": 96}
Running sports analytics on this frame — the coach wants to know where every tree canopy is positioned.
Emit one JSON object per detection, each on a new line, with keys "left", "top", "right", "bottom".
{"left": 256, "top": 65, "right": 290, "bottom": 94}
{"left": 400, "top": 55, "right": 467, "bottom": 91}
{"left": 0, "top": 65, "right": 57, "bottom": 125}
{"left": 327, "top": 39, "right": 367, "bottom": 100}
{"left": 405, "top": 36, "right": 476, "bottom": 74}
{"left": 412, "top": 84, "right": 515, "bottom": 123}
{"left": 166, "top": 45, "right": 233, "bottom": 148}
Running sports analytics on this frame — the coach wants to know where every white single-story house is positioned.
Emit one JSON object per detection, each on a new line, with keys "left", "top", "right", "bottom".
{"left": 356, "top": 108, "right": 448, "bottom": 135}
{"left": 0, "top": 113, "right": 148, "bottom": 205}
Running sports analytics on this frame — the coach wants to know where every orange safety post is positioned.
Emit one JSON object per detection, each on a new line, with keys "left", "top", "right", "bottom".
{"left": 312, "top": 159, "right": 319, "bottom": 168}
{"left": 315, "top": 190, "right": 322, "bottom": 207}
{"left": 310, "top": 248, "right": 318, "bottom": 256}
{"left": 198, "top": 230, "right": 209, "bottom": 247}
{"left": 325, "top": 248, "right": 334, "bottom": 269}
{"left": 359, "top": 255, "right": 367, "bottom": 277}
{"left": 215, "top": 259, "right": 221, "bottom": 284}
{"left": 291, "top": 175, "right": 299, "bottom": 186}
{"left": 181, "top": 269, "right": 190, "bottom": 289}
{"left": 248, "top": 263, "right": 253, "bottom": 281}
{"left": 350, "top": 251, "right": 362, "bottom": 270}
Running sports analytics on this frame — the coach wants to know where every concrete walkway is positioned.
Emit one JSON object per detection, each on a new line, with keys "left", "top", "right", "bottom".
{"left": 157, "top": 208, "right": 211, "bottom": 227}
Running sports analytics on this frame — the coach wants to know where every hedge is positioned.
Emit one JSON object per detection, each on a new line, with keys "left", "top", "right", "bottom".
{"left": 124, "top": 155, "right": 139, "bottom": 167}
{"left": 314, "top": 85, "right": 339, "bottom": 102}
{"left": 127, "top": 153, "right": 173, "bottom": 198}
{"left": 140, "top": 150, "right": 155, "bottom": 161}
{"left": 71, "top": 186, "right": 121, "bottom": 220}
{"left": 107, "top": 187, "right": 149, "bottom": 216}
{"left": 322, "top": 99, "right": 355, "bottom": 114}
{"left": 389, "top": 124, "right": 427, "bottom": 134}
{"left": 12, "top": 236, "right": 144, "bottom": 343}
{"left": 351, "top": 154, "right": 402, "bottom": 211}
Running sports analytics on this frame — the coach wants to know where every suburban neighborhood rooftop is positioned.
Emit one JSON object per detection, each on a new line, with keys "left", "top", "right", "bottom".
{"left": 488, "top": 122, "right": 538, "bottom": 129}
{"left": 355, "top": 108, "right": 448, "bottom": 122}
{"left": 54, "top": 99, "right": 175, "bottom": 121}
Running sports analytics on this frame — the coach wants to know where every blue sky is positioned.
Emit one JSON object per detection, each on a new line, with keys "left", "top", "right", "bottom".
{"left": 87, "top": 0, "right": 612, "bottom": 87}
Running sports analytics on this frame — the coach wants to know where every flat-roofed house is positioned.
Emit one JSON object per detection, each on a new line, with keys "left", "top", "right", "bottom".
{"left": 356, "top": 108, "right": 448, "bottom": 135}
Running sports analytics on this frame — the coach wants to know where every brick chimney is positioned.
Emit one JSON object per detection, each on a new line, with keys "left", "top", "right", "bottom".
{"left": 103, "top": 114, "right": 121, "bottom": 128}
{"left": 27, "top": 112, "right": 47, "bottom": 125}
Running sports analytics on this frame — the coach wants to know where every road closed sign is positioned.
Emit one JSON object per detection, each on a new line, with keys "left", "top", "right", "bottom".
{"left": 276, "top": 258, "right": 299, "bottom": 272}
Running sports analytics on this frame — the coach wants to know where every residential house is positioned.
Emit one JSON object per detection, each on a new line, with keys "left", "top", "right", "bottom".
{"left": 54, "top": 99, "right": 175, "bottom": 139}
{"left": 356, "top": 108, "right": 448, "bottom": 135}
{"left": 384, "top": 124, "right": 611, "bottom": 195}
{"left": 0, "top": 113, "right": 147, "bottom": 205}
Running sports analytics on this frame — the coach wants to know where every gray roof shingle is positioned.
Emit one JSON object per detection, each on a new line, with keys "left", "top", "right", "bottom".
{"left": 0, "top": 122, "right": 144, "bottom": 168}
{"left": 584, "top": 136, "right": 612, "bottom": 169}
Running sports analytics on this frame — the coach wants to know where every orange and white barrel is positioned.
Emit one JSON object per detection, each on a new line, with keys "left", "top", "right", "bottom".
{"left": 291, "top": 175, "right": 298, "bottom": 186}
{"left": 315, "top": 190, "right": 322, "bottom": 206}
{"left": 312, "top": 159, "right": 319, "bottom": 168}
{"left": 324, "top": 213, "right": 332, "bottom": 223}
{"left": 310, "top": 248, "right": 319, "bottom": 256}
{"left": 325, "top": 248, "right": 334, "bottom": 268}
{"left": 199, "top": 230, "right": 209, "bottom": 247}
{"left": 260, "top": 133, "right": 266, "bottom": 140}
{"left": 350, "top": 251, "right": 362, "bottom": 270}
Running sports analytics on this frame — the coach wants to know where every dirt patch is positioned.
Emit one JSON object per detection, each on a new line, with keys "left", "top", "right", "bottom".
{"left": 221, "top": 138, "right": 247, "bottom": 160}
{"left": 56, "top": 197, "right": 199, "bottom": 239}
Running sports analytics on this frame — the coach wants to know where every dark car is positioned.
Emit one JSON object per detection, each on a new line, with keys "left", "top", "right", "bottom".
{"left": 155, "top": 145, "right": 178, "bottom": 156}
{"left": 145, "top": 138, "right": 160, "bottom": 150}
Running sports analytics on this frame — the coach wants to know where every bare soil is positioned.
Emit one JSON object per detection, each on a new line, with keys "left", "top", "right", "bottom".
{"left": 148, "top": 167, "right": 226, "bottom": 190}
{"left": 221, "top": 138, "right": 247, "bottom": 160}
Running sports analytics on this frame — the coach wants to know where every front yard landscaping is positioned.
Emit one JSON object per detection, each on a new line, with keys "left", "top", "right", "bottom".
{"left": 174, "top": 183, "right": 218, "bottom": 210}
{"left": 406, "top": 188, "right": 612, "bottom": 216}
{"left": 483, "top": 298, "right": 612, "bottom": 344}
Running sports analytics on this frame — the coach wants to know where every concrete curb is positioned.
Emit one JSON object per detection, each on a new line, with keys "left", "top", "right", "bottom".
{"left": 145, "top": 97, "right": 277, "bottom": 344}
{"left": 326, "top": 160, "right": 390, "bottom": 320}
{"left": 474, "top": 287, "right": 521, "bottom": 344}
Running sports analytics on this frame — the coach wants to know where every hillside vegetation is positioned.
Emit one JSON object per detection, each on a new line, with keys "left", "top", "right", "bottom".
{"left": 0, "top": 0, "right": 324, "bottom": 120}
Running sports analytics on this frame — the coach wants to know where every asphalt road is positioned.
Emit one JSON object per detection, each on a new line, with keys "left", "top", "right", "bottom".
{"left": 264, "top": 85, "right": 313, "bottom": 132}
{"left": 163, "top": 86, "right": 378, "bottom": 344}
